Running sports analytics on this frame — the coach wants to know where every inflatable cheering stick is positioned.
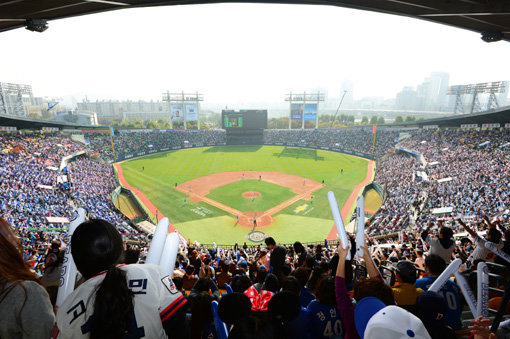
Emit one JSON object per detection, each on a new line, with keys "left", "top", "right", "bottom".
{"left": 355, "top": 195, "right": 365, "bottom": 258}
{"left": 56, "top": 208, "right": 86, "bottom": 307}
{"left": 454, "top": 271, "right": 477, "bottom": 317}
{"left": 328, "top": 191, "right": 350, "bottom": 260}
{"left": 477, "top": 262, "right": 489, "bottom": 318}
{"left": 146, "top": 218, "right": 170, "bottom": 264}
{"left": 159, "top": 232, "right": 180, "bottom": 275}
{"left": 428, "top": 258, "right": 461, "bottom": 293}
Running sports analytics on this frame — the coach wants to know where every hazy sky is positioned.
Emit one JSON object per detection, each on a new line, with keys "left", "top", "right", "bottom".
{"left": 1, "top": 3, "right": 509, "bottom": 107}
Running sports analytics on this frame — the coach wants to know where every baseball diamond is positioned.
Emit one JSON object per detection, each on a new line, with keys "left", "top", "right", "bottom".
{"left": 116, "top": 145, "right": 373, "bottom": 244}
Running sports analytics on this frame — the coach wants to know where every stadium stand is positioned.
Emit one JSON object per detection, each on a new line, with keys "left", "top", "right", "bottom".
{"left": 1, "top": 125, "right": 509, "bottom": 338}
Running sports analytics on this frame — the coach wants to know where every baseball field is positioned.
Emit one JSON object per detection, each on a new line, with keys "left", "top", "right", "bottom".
{"left": 115, "top": 145, "right": 374, "bottom": 245}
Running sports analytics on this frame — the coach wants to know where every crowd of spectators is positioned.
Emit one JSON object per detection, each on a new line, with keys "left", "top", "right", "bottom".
{"left": 85, "top": 127, "right": 401, "bottom": 161}
{"left": 263, "top": 128, "right": 400, "bottom": 158}
{"left": 0, "top": 133, "right": 143, "bottom": 278}
{"left": 1, "top": 126, "right": 510, "bottom": 338}
{"left": 85, "top": 129, "right": 226, "bottom": 161}
{"left": 368, "top": 153, "right": 423, "bottom": 235}
{"left": 366, "top": 128, "right": 509, "bottom": 238}
{"left": 67, "top": 156, "right": 140, "bottom": 237}
{"left": 8, "top": 215, "right": 509, "bottom": 338}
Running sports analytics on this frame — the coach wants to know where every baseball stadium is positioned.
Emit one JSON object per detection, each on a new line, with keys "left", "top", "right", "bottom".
{"left": 1, "top": 1, "right": 510, "bottom": 339}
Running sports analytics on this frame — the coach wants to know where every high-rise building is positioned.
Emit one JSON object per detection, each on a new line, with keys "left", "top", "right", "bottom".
{"left": 395, "top": 86, "right": 417, "bottom": 110}
{"left": 431, "top": 72, "right": 450, "bottom": 109}
{"left": 77, "top": 99, "right": 167, "bottom": 124}
{"left": 412, "top": 72, "right": 450, "bottom": 111}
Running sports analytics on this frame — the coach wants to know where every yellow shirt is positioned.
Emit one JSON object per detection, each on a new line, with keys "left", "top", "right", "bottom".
{"left": 392, "top": 283, "right": 424, "bottom": 306}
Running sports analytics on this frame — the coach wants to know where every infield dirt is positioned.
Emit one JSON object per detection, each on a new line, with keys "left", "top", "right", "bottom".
{"left": 175, "top": 171, "right": 322, "bottom": 228}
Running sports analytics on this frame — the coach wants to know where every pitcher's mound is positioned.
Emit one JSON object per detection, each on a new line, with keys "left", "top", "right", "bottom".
{"left": 242, "top": 191, "right": 261, "bottom": 199}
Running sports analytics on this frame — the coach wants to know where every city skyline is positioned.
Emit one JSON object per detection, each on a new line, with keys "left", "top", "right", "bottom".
{"left": 0, "top": 3, "right": 509, "bottom": 109}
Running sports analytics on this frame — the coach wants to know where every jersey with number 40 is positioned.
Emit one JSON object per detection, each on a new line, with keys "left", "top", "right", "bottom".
{"left": 53, "top": 264, "right": 186, "bottom": 339}
{"left": 307, "top": 300, "right": 344, "bottom": 338}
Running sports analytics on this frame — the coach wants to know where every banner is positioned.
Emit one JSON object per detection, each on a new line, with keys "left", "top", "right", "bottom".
{"left": 291, "top": 103, "right": 303, "bottom": 120}
{"left": 482, "top": 123, "right": 500, "bottom": 129}
{"left": 186, "top": 104, "right": 198, "bottom": 121}
{"left": 304, "top": 103, "right": 317, "bottom": 113}
{"left": 171, "top": 104, "right": 184, "bottom": 121}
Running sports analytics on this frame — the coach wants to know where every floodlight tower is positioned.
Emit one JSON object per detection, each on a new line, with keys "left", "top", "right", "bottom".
{"left": 162, "top": 91, "right": 203, "bottom": 130}
{"left": 447, "top": 81, "right": 507, "bottom": 114}
{"left": 285, "top": 91, "right": 325, "bottom": 129}
{"left": 0, "top": 82, "right": 33, "bottom": 116}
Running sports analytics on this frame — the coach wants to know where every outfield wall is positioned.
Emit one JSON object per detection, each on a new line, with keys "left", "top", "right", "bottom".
{"left": 113, "top": 142, "right": 376, "bottom": 162}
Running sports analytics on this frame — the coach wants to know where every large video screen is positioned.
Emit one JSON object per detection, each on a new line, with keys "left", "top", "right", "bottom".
{"left": 222, "top": 110, "right": 267, "bottom": 129}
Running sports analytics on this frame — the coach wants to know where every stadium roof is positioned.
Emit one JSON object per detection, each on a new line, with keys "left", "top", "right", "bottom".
{"left": 389, "top": 105, "right": 510, "bottom": 128}
{"left": 0, "top": 1, "right": 509, "bottom": 42}
{"left": 0, "top": 113, "right": 101, "bottom": 130}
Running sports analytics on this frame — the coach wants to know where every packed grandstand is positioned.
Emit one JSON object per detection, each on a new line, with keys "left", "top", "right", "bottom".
{"left": 1, "top": 122, "right": 510, "bottom": 339}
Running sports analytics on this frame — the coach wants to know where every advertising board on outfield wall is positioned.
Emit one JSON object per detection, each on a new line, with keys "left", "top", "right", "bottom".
{"left": 114, "top": 143, "right": 376, "bottom": 162}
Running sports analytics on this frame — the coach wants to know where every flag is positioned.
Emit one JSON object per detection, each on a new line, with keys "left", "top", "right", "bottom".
{"left": 110, "top": 127, "right": 115, "bottom": 137}
{"left": 372, "top": 125, "right": 377, "bottom": 134}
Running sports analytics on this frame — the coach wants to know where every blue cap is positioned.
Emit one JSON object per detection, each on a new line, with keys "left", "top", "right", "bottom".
{"left": 258, "top": 265, "right": 266, "bottom": 270}
{"left": 354, "top": 297, "right": 386, "bottom": 338}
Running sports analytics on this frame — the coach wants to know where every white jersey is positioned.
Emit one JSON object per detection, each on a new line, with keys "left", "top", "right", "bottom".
{"left": 53, "top": 264, "right": 186, "bottom": 339}
{"left": 468, "top": 237, "right": 503, "bottom": 264}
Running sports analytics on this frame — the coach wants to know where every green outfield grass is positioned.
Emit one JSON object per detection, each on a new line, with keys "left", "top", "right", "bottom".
{"left": 119, "top": 145, "right": 369, "bottom": 244}
{"left": 207, "top": 180, "right": 296, "bottom": 212}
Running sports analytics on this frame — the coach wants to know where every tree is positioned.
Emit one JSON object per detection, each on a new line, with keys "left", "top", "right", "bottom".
{"left": 394, "top": 115, "right": 403, "bottom": 123}
{"left": 145, "top": 119, "right": 158, "bottom": 129}
{"left": 405, "top": 115, "right": 416, "bottom": 122}
{"left": 370, "top": 115, "right": 378, "bottom": 124}
{"left": 157, "top": 118, "right": 170, "bottom": 129}
{"left": 361, "top": 116, "right": 368, "bottom": 125}
{"left": 268, "top": 117, "right": 288, "bottom": 129}
{"left": 377, "top": 116, "right": 385, "bottom": 125}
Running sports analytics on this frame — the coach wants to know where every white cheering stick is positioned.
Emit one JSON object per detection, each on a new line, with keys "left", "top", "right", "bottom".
{"left": 454, "top": 271, "right": 478, "bottom": 317}
{"left": 56, "top": 208, "right": 86, "bottom": 307}
{"left": 428, "top": 258, "right": 461, "bottom": 293}
{"left": 328, "top": 191, "right": 350, "bottom": 260}
{"left": 146, "top": 218, "right": 169, "bottom": 264}
{"left": 355, "top": 195, "right": 365, "bottom": 258}
{"left": 485, "top": 242, "right": 510, "bottom": 264}
{"left": 477, "top": 262, "right": 489, "bottom": 318}
{"left": 159, "top": 232, "right": 180, "bottom": 275}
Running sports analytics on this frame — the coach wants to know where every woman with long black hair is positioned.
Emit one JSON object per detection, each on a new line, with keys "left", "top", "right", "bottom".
{"left": 0, "top": 216, "right": 55, "bottom": 338}
{"left": 54, "top": 219, "right": 187, "bottom": 338}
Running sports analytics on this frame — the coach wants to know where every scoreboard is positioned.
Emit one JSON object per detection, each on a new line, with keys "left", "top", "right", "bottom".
{"left": 224, "top": 113, "right": 244, "bottom": 128}
{"left": 222, "top": 110, "right": 267, "bottom": 129}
